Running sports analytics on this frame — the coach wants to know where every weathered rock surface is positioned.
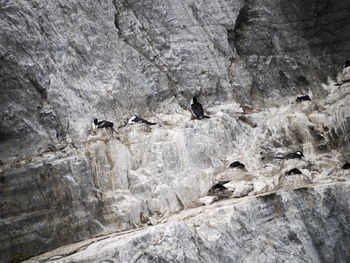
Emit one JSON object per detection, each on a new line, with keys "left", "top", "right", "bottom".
{"left": 198, "top": 195, "right": 218, "bottom": 206}
{"left": 1, "top": 0, "right": 350, "bottom": 262}
{"left": 3, "top": 81, "right": 350, "bottom": 261}
{"left": 25, "top": 181, "right": 350, "bottom": 263}
{"left": 1, "top": 0, "right": 350, "bottom": 162}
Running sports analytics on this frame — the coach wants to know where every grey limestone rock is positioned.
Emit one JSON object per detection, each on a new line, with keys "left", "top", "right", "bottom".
{"left": 25, "top": 182, "right": 350, "bottom": 263}
{"left": 1, "top": 0, "right": 350, "bottom": 262}
{"left": 1, "top": 0, "right": 350, "bottom": 163}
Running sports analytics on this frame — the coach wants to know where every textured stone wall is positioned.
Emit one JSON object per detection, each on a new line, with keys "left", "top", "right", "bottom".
{"left": 1, "top": 0, "right": 350, "bottom": 262}
{"left": 1, "top": 0, "right": 350, "bottom": 162}
{"left": 26, "top": 182, "right": 350, "bottom": 263}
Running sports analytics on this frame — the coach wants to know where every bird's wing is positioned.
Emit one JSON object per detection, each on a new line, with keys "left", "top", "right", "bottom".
{"left": 191, "top": 103, "right": 204, "bottom": 117}
{"left": 134, "top": 116, "right": 143, "bottom": 122}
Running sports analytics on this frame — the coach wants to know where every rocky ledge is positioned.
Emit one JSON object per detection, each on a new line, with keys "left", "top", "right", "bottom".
{"left": 25, "top": 181, "right": 350, "bottom": 263}
{"left": 2, "top": 79, "right": 350, "bottom": 263}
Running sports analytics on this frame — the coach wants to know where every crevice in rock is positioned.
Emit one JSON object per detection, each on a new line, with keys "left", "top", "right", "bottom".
{"left": 27, "top": 76, "right": 47, "bottom": 101}
{"left": 175, "top": 192, "right": 185, "bottom": 210}
{"left": 113, "top": 13, "right": 120, "bottom": 32}
{"left": 111, "top": 2, "right": 169, "bottom": 76}
{"left": 188, "top": 4, "right": 201, "bottom": 24}
{"left": 230, "top": 4, "right": 249, "bottom": 57}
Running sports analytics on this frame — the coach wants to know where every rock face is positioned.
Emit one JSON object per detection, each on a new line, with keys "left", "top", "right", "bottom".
{"left": 26, "top": 182, "right": 350, "bottom": 263}
{"left": 1, "top": 0, "right": 350, "bottom": 163}
{"left": 1, "top": 0, "right": 350, "bottom": 262}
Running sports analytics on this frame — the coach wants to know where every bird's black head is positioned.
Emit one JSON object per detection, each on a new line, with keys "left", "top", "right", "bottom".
{"left": 296, "top": 151, "right": 304, "bottom": 158}
{"left": 192, "top": 96, "right": 197, "bottom": 104}
{"left": 345, "top": 59, "right": 350, "bottom": 68}
{"left": 94, "top": 119, "right": 98, "bottom": 125}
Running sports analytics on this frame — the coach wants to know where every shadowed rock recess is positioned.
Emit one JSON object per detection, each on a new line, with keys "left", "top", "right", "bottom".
{"left": 0, "top": 0, "right": 350, "bottom": 262}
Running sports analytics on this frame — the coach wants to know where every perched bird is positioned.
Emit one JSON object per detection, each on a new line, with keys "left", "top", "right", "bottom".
{"left": 240, "top": 105, "right": 253, "bottom": 114}
{"left": 285, "top": 151, "right": 304, "bottom": 159}
{"left": 128, "top": 115, "right": 157, "bottom": 125}
{"left": 344, "top": 59, "right": 350, "bottom": 68}
{"left": 275, "top": 151, "right": 304, "bottom": 160}
{"left": 286, "top": 168, "right": 302, "bottom": 175}
{"left": 94, "top": 119, "right": 117, "bottom": 133}
{"left": 190, "top": 97, "right": 210, "bottom": 119}
{"left": 207, "top": 183, "right": 231, "bottom": 200}
{"left": 94, "top": 119, "right": 113, "bottom": 128}
{"left": 296, "top": 95, "right": 311, "bottom": 102}
{"left": 342, "top": 163, "right": 350, "bottom": 169}
{"left": 229, "top": 161, "right": 245, "bottom": 169}
{"left": 336, "top": 60, "right": 350, "bottom": 86}
{"left": 140, "top": 212, "right": 149, "bottom": 224}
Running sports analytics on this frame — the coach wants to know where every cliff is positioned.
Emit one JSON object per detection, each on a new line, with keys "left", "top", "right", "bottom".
{"left": 25, "top": 182, "right": 350, "bottom": 263}
{"left": 1, "top": 0, "right": 350, "bottom": 262}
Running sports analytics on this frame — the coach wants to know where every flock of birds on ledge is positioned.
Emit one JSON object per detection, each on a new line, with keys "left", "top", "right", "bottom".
{"left": 93, "top": 60, "right": 350, "bottom": 200}
{"left": 93, "top": 95, "right": 210, "bottom": 132}
{"left": 94, "top": 94, "right": 311, "bottom": 132}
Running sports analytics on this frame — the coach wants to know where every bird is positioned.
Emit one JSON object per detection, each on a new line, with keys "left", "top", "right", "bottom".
{"left": 275, "top": 151, "right": 304, "bottom": 160}
{"left": 190, "top": 96, "right": 210, "bottom": 119}
{"left": 140, "top": 212, "right": 149, "bottom": 224}
{"left": 342, "top": 163, "right": 350, "bottom": 169}
{"left": 344, "top": 59, "right": 350, "bottom": 68}
{"left": 229, "top": 161, "right": 245, "bottom": 169}
{"left": 207, "top": 183, "right": 231, "bottom": 200}
{"left": 335, "top": 60, "right": 350, "bottom": 86}
{"left": 240, "top": 105, "right": 253, "bottom": 114}
{"left": 286, "top": 168, "right": 302, "bottom": 175}
{"left": 285, "top": 151, "right": 304, "bottom": 159}
{"left": 296, "top": 95, "right": 311, "bottom": 102}
{"left": 128, "top": 115, "right": 157, "bottom": 125}
{"left": 94, "top": 119, "right": 117, "bottom": 133}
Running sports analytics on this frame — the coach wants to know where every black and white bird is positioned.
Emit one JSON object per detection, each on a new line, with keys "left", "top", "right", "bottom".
{"left": 229, "top": 161, "right": 245, "bottom": 169}
{"left": 285, "top": 151, "right": 304, "bottom": 159}
{"left": 342, "top": 163, "right": 350, "bottom": 169}
{"left": 94, "top": 119, "right": 117, "bottom": 133}
{"left": 335, "top": 60, "right": 350, "bottom": 86}
{"left": 207, "top": 183, "right": 231, "bottom": 200}
{"left": 275, "top": 151, "right": 304, "bottom": 160}
{"left": 286, "top": 168, "right": 302, "bottom": 175}
{"left": 190, "top": 97, "right": 210, "bottom": 119}
{"left": 296, "top": 95, "right": 311, "bottom": 102}
{"left": 128, "top": 115, "right": 157, "bottom": 125}
{"left": 344, "top": 59, "right": 350, "bottom": 68}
